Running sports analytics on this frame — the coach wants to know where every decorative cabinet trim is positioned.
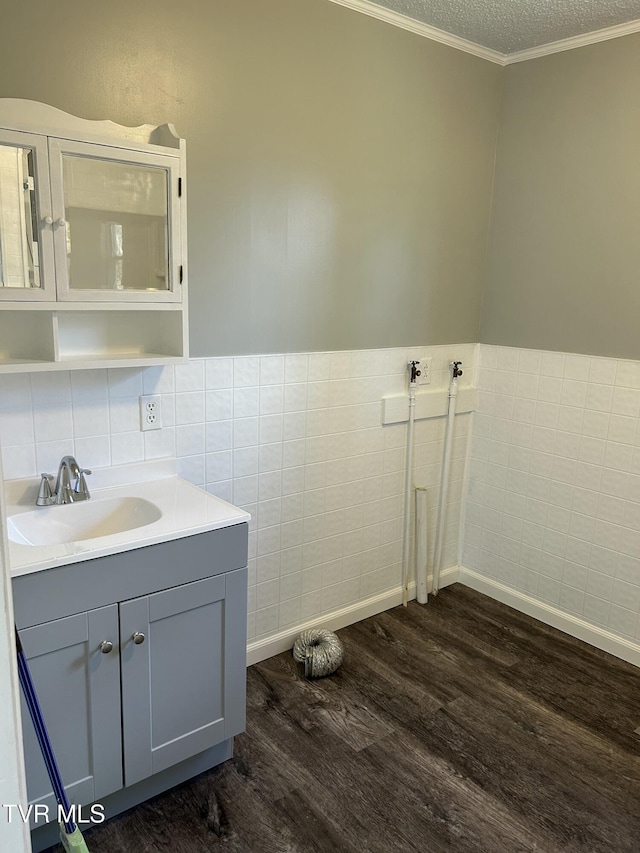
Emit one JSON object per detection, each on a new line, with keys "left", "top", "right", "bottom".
{"left": 0, "top": 98, "right": 182, "bottom": 151}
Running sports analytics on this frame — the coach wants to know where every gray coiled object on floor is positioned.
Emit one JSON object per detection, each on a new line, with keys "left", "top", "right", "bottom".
{"left": 293, "top": 628, "right": 344, "bottom": 678}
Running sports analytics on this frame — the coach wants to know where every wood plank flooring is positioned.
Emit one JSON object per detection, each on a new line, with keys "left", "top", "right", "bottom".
{"left": 49, "top": 584, "right": 640, "bottom": 852}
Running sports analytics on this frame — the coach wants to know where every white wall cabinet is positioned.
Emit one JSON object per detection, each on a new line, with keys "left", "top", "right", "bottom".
{"left": 0, "top": 100, "right": 188, "bottom": 371}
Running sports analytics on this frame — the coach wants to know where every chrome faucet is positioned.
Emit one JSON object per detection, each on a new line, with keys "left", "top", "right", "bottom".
{"left": 36, "top": 456, "right": 92, "bottom": 506}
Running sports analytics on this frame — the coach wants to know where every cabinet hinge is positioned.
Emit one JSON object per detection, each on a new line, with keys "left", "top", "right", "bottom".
{"left": 178, "top": 177, "right": 182, "bottom": 197}
{"left": 179, "top": 265, "right": 184, "bottom": 284}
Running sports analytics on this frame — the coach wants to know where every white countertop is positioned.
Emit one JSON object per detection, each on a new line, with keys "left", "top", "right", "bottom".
{"left": 5, "top": 460, "right": 250, "bottom": 577}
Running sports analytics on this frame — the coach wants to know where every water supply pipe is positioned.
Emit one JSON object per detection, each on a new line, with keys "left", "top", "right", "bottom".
{"left": 415, "top": 487, "right": 429, "bottom": 604}
{"left": 402, "top": 360, "right": 420, "bottom": 607}
{"left": 432, "top": 360, "right": 463, "bottom": 595}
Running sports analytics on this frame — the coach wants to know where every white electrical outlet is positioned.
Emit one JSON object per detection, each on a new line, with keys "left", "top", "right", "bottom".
{"left": 139, "top": 395, "right": 162, "bottom": 431}
{"left": 418, "top": 357, "right": 432, "bottom": 385}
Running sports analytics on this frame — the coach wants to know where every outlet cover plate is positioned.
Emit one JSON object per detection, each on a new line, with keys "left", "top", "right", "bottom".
{"left": 418, "top": 356, "right": 432, "bottom": 385}
{"left": 140, "top": 395, "right": 162, "bottom": 431}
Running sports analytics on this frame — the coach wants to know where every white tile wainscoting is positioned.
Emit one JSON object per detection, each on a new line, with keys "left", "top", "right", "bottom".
{"left": 4, "top": 341, "right": 640, "bottom": 667}
{"left": 464, "top": 345, "right": 640, "bottom": 666}
{"left": 0, "top": 343, "right": 475, "bottom": 658}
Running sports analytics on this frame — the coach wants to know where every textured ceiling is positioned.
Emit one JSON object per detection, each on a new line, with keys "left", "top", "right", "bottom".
{"left": 367, "top": 0, "right": 640, "bottom": 53}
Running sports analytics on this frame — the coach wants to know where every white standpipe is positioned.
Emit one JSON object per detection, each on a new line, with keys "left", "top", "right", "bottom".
{"left": 415, "top": 487, "right": 429, "bottom": 604}
{"left": 432, "top": 361, "right": 462, "bottom": 596}
{"left": 402, "top": 361, "right": 420, "bottom": 607}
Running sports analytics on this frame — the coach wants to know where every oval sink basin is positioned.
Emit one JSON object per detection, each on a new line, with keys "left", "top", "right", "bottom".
{"left": 8, "top": 496, "right": 162, "bottom": 546}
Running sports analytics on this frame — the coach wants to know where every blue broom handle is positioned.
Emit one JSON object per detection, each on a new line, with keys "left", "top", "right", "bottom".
{"left": 15, "top": 629, "right": 76, "bottom": 835}
{"left": 16, "top": 656, "right": 72, "bottom": 819}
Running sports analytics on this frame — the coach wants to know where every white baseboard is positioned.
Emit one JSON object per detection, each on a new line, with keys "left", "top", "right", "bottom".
{"left": 247, "top": 565, "right": 640, "bottom": 670}
{"left": 246, "top": 565, "right": 460, "bottom": 666}
{"left": 459, "top": 567, "right": 640, "bottom": 669}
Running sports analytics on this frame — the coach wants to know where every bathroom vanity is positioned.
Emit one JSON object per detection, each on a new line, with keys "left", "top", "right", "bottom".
{"left": 7, "top": 463, "right": 249, "bottom": 852}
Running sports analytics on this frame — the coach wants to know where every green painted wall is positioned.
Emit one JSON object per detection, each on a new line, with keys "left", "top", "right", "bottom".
{"left": 481, "top": 34, "right": 640, "bottom": 359}
{"left": 0, "top": 0, "right": 502, "bottom": 355}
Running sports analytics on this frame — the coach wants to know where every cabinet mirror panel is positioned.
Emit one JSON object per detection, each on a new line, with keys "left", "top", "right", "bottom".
{"left": 62, "top": 155, "right": 170, "bottom": 292}
{"left": 0, "top": 144, "right": 42, "bottom": 289}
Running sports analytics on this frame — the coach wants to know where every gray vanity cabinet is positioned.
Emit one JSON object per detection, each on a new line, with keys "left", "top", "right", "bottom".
{"left": 119, "top": 570, "right": 247, "bottom": 786}
{"left": 19, "top": 605, "right": 123, "bottom": 811}
{"left": 13, "top": 524, "right": 249, "bottom": 849}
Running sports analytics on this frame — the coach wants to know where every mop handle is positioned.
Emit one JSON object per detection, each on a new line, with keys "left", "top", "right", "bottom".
{"left": 15, "top": 628, "right": 77, "bottom": 835}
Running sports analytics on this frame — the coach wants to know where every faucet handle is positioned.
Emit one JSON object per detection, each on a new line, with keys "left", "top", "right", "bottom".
{"left": 73, "top": 468, "right": 92, "bottom": 500}
{"left": 36, "top": 473, "right": 55, "bottom": 507}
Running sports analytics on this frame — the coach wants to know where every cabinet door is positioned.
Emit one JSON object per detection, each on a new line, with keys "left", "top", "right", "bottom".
{"left": 19, "top": 605, "right": 123, "bottom": 823}
{"left": 0, "top": 129, "right": 56, "bottom": 300}
{"left": 120, "top": 569, "right": 247, "bottom": 786}
{"left": 47, "top": 138, "right": 182, "bottom": 303}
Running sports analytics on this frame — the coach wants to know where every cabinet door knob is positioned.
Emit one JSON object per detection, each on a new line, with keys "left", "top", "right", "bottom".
{"left": 132, "top": 632, "right": 145, "bottom": 645}
{"left": 100, "top": 641, "right": 114, "bottom": 654}
{"left": 42, "top": 216, "right": 53, "bottom": 225}
{"left": 55, "top": 218, "right": 66, "bottom": 227}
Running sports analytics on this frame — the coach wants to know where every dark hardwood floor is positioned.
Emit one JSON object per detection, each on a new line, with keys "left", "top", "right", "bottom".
{"left": 50, "top": 584, "right": 640, "bottom": 852}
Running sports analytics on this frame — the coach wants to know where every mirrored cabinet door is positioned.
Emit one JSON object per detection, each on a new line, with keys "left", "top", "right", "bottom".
{"left": 0, "top": 130, "right": 56, "bottom": 301}
{"left": 48, "top": 139, "right": 181, "bottom": 302}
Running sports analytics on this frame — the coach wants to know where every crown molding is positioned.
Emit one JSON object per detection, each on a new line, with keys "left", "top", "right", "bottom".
{"left": 324, "top": 0, "right": 640, "bottom": 68}
{"left": 323, "top": 0, "right": 505, "bottom": 64}
{"left": 504, "top": 17, "right": 640, "bottom": 64}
